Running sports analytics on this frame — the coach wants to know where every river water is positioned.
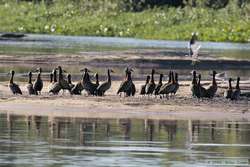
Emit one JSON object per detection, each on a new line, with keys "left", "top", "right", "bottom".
{"left": 0, "top": 114, "right": 250, "bottom": 167}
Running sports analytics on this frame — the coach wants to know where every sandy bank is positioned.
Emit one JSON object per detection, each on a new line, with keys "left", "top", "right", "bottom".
{"left": 0, "top": 81, "right": 249, "bottom": 121}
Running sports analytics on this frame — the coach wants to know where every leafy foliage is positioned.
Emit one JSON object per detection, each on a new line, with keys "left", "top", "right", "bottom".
{"left": 0, "top": 0, "right": 250, "bottom": 42}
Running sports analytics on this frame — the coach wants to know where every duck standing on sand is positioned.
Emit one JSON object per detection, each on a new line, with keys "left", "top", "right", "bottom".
{"left": 67, "top": 74, "right": 75, "bottom": 90}
{"left": 231, "top": 77, "right": 241, "bottom": 101}
{"left": 171, "top": 73, "right": 179, "bottom": 95}
{"left": 154, "top": 74, "right": 163, "bottom": 96}
{"left": 71, "top": 68, "right": 90, "bottom": 95}
{"left": 145, "top": 69, "right": 156, "bottom": 95}
{"left": 97, "top": 69, "right": 114, "bottom": 96}
{"left": 140, "top": 75, "right": 150, "bottom": 95}
{"left": 224, "top": 78, "right": 233, "bottom": 99}
{"left": 8, "top": 70, "right": 22, "bottom": 95}
{"left": 27, "top": 72, "right": 37, "bottom": 95}
{"left": 159, "top": 71, "right": 175, "bottom": 98}
{"left": 117, "top": 67, "right": 133, "bottom": 97}
{"left": 49, "top": 68, "right": 61, "bottom": 95}
{"left": 33, "top": 67, "right": 43, "bottom": 95}
{"left": 57, "top": 66, "right": 72, "bottom": 94}
{"left": 191, "top": 71, "right": 199, "bottom": 97}
{"left": 197, "top": 74, "right": 206, "bottom": 98}
{"left": 204, "top": 71, "right": 217, "bottom": 98}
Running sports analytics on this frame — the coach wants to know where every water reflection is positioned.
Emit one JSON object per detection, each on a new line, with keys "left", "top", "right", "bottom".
{"left": 0, "top": 113, "right": 250, "bottom": 166}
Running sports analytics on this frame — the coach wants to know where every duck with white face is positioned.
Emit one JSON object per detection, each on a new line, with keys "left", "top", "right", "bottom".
{"left": 8, "top": 70, "right": 22, "bottom": 95}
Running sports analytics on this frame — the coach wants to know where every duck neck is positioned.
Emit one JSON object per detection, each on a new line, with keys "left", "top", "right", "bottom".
{"left": 151, "top": 71, "right": 154, "bottom": 83}
{"left": 53, "top": 71, "right": 57, "bottom": 82}
{"left": 108, "top": 70, "right": 111, "bottom": 82}
{"left": 28, "top": 74, "right": 32, "bottom": 84}
{"left": 212, "top": 73, "right": 216, "bottom": 86}
{"left": 10, "top": 73, "right": 14, "bottom": 84}
{"left": 236, "top": 78, "right": 240, "bottom": 89}
{"left": 96, "top": 75, "right": 99, "bottom": 85}
{"left": 168, "top": 72, "right": 171, "bottom": 83}
{"left": 175, "top": 75, "right": 178, "bottom": 84}
{"left": 50, "top": 74, "right": 53, "bottom": 83}
{"left": 198, "top": 76, "right": 201, "bottom": 86}
{"left": 192, "top": 73, "right": 197, "bottom": 85}
{"left": 171, "top": 73, "right": 175, "bottom": 83}
{"left": 159, "top": 75, "right": 163, "bottom": 84}
{"left": 127, "top": 72, "right": 132, "bottom": 81}
{"left": 68, "top": 76, "right": 72, "bottom": 84}
{"left": 229, "top": 80, "right": 232, "bottom": 89}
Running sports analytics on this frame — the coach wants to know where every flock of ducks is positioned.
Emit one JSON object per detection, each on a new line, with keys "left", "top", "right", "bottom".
{"left": 7, "top": 66, "right": 241, "bottom": 100}
{"left": 191, "top": 70, "right": 241, "bottom": 100}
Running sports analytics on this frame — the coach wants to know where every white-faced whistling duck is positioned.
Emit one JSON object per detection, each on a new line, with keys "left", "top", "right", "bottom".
{"left": 92, "top": 73, "right": 99, "bottom": 95}
{"left": 57, "top": 66, "right": 71, "bottom": 94}
{"left": 197, "top": 74, "right": 206, "bottom": 98}
{"left": 231, "top": 77, "right": 241, "bottom": 101}
{"left": 190, "top": 70, "right": 199, "bottom": 97}
{"left": 140, "top": 75, "right": 150, "bottom": 95}
{"left": 96, "top": 69, "right": 114, "bottom": 96}
{"left": 67, "top": 74, "right": 74, "bottom": 90}
{"left": 154, "top": 74, "right": 163, "bottom": 96}
{"left": 49, "top": 69, "right": 61, "bottom": 95}
{"left": 145, "top": 69, "right": 156, "bottom": 95}
{"left": 159, "top": 71, "right": 175, "bottom": 98}
{"left": 8, "top": 70, "right": 22, "bottom": 95}
{"left": 171, "top": 73, "right": 179, "bottom": 95}
{"left": 205, "top": 70, "right": 217, "bottom": 98}
{"left": 117, "top": 67, "right": 133, "bottom": 97}
{"left": 81, "top": 68, "right": 98, "bottom": 95}
{"left": 125, "top": 68, "right": 136, "bottom": 96}
{"left": 33, "top": 67, "right": 43, "bottom": 94}
{"left": 71, "top": 68, "right": 88, "bottom": 95}
{"left": 158, "top": 71, "right": 172, "bottom": 97}
{"left": 27, "top": 72, "right": 37, "bottom": 95}
{"left": 224, "top": 78, "right": 233, "bottom": 99}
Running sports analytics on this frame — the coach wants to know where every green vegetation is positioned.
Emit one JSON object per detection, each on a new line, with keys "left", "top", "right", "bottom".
{"left": 0, "top": 0, "right": 250, "bottom": 42}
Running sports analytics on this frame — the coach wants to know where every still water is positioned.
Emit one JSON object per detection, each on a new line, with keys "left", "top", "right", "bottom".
{"left": 0, "top": 113, "right": 250, "bottom": 167}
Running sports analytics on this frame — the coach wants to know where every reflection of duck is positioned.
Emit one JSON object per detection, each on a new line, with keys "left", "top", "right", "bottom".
{"left": 27, "top": 72, "right": 37, "bottom": 95}
{"left": 231, "top": 77, "right": 241, "bottom": 100}
{"left": 9, "top": 70, "right": 22, "bottom": 95}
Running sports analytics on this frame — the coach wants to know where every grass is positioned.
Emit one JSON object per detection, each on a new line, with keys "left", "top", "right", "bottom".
{"left": 0, "top": 0, "right": 250, "bottom": 42}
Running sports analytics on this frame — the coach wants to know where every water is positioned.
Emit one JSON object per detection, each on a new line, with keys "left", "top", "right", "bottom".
{"left": 0, "top": 34, "right": 250, "bottom": 59}
{"left": 0, "top": 34, "right": 250, "bottom": 82}
{"left": 0, "top": 114, "right": 250, "bottom": 167}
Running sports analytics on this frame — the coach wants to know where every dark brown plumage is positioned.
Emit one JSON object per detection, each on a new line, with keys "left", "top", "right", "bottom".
{"left": 117, "top": 68, "right": 133, "bottom": 96}
{"left": 154, "top": 74, "right": 163, "bottom": 95}
{"left": 145, "top": 69, "right": 156, "bottom": 95}
{"left": 224, "top": 78, "right": 233, "bottom": 99}
{"left": 27, "top": 72, "right": 37, "bottom": 95}
{"left": 204, "top": 71, "right": 217, "bottom": 98}
{"left": 33, "top": 67, "right": 43, "bottom": 94}
{"left": 97, "top": 69, "right": 114, "bottom": 96}
{"left": 8, "top": 70, "right": 22, "bottom": 95}
{"left": 231, "top": 77, "right": 241, "bottom": 101}
{"left": 140, "top": 75, "right": 150, "bottom": 95}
